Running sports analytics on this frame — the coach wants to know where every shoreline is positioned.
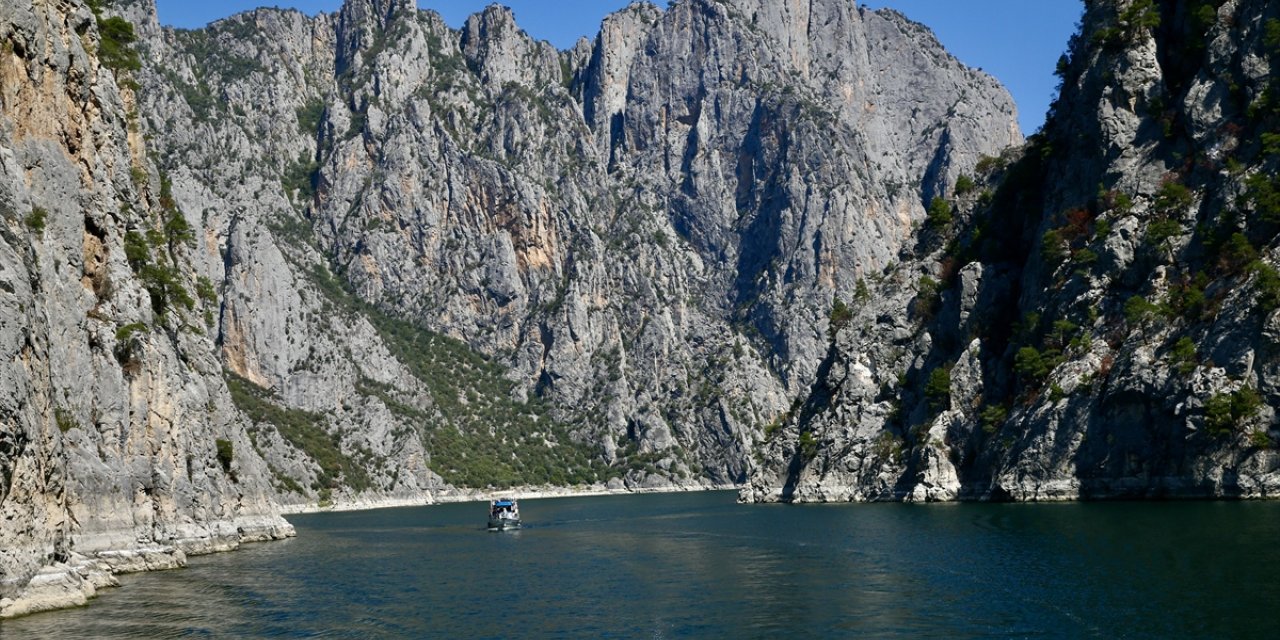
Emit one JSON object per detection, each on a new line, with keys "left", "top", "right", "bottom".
{"left": 278, "top": 483, "right": 742, "bottom": 515}
{"left": 0, "top": 516, "right": 294, "bottom": 620}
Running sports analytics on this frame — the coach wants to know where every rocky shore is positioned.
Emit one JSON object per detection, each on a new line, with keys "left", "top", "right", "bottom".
{"left": 0, "top": 517, "right": 295, "bottom": 619}
{"left": 281, "top": 482, "right": 739, "bottom": 514}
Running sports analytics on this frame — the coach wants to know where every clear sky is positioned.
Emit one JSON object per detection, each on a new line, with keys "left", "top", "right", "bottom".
{"left": 153, "top": 0, "right": 1083, "bottom": 133}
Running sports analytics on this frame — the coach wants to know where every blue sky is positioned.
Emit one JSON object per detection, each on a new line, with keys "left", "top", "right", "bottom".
{"left": 154, "top": 0, "right": 1082, "bottom": 133}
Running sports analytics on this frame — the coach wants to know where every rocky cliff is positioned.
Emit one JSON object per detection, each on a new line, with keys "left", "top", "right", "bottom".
{"left": 120, "top": 0, "right": 1017, "bottom": 500}
{"left": 744, "top": 0, "right": 1280, "bottom": 502}
{"left": 0, "top": 0, "right": 292, "bottom": 618}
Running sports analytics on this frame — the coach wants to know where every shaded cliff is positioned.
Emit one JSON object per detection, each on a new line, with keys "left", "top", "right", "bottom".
{"left": 744, "top": 0, "right": 1280, "bottom": 502}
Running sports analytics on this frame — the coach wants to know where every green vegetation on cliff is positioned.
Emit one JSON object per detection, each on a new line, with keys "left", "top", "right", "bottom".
{"left": 307, "top": 263, "right": 616, "bottom": 489}
{"left": 87, "top": 1, "right": 141, "bottom": 72}
{"left": 227, "top": 371, "right": 375, "bottom": 492}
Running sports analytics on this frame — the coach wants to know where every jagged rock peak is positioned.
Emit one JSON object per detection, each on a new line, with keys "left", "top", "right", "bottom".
{"left": 107, "top": 0, "right": 161, "bottom": 40}
{"left": 461, "top": 4, "right": 562, "bottom": 87}
{"left": 464, "top": 3, "right": 519, "bottom": 30}
{"left": 339, "top": 0, "right": 416, "bottom": 26}
{"left": 602, "top": 0, "right": 665, "bottom": 24}
{"left": 334, "top": 0, "right": 418, "bottom": 73}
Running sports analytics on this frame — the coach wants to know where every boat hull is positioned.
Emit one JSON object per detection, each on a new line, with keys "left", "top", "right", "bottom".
{"left": 487, "top": 517, "right": 521, "bottom": 531}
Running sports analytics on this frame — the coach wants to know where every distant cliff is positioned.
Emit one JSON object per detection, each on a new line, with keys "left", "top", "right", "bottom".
{"left": 744, "top": 0, "right": 1280, "bottom": 502}
{"left": 114, "top": 0, "right": 1016, "bottom": 503}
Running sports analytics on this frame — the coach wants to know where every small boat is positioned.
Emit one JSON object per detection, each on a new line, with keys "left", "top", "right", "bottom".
{"left": 488, "top": 498, "right": 521, "bottom": 531}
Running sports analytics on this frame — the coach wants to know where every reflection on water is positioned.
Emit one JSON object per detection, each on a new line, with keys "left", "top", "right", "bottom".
{"left": 5, "top": 492, "right": 1280, "bottom": 638}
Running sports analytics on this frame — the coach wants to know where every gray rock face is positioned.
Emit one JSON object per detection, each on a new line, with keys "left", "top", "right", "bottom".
{"left": 745, "top": 0, "right": 1280, "bottom": 503}
{"left": 0, "top": 0, "right": 292, "bottom": 618}
{"left": 121, "top": 0, "right": 1016, "bottom": 499}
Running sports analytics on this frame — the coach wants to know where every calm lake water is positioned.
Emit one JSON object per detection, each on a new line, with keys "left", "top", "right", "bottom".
{"left": 5, "top": 490, "right": 1280, "bottom": 638}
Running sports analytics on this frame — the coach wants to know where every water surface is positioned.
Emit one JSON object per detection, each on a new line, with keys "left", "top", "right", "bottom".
{"left": 5, "top": 491, "right": 1280, "bottom": 637}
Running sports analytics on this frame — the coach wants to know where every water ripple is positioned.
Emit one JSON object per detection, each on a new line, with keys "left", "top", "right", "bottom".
{"left": 5, "top": 493, "right": 1280, "bottom": 638}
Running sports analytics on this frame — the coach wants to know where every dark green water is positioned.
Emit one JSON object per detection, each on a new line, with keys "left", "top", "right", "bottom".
{"left": 5, "top": 491, "right": 1280, "bottom": 638}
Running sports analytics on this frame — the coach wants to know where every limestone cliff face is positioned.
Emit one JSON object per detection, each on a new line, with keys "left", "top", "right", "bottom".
{"left": 0, "top": 0, "right": 292, "bottom": 618}
{"left": 127, "top": 0, "right": 1018, "bottom": 497}
{"left": 745, "top": 0, "right": 1280, "bottom": 503}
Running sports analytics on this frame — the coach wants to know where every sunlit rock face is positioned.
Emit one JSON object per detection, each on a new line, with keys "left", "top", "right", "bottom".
{"left": 0, "top": 0, "right": 292, "bottom": 618}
